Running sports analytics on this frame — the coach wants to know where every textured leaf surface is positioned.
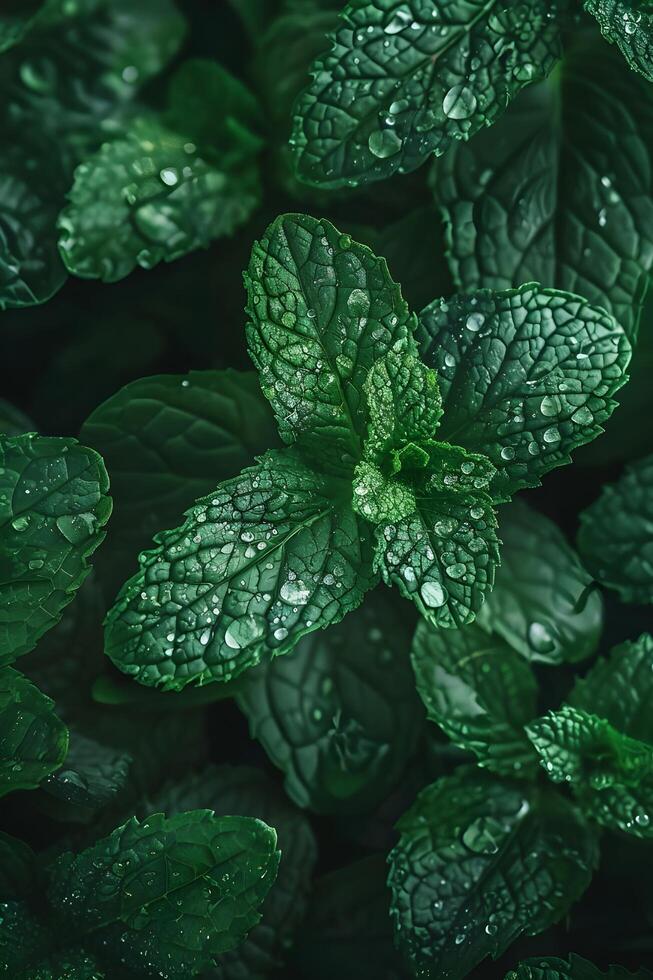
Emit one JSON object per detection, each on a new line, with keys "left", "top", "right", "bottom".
{"left": 82, "top": 370, "right": 278, "bottom": 584}
{"left": 238, "top": 589, "right": 424, "bottom": 812}
{"left": 42, "top": 730, "right": 132, "bottom": 808}
{"left": 147, "top": 765, "right": 317, "bottom": 980}
{"left": 291, "top": 0, "right": 563, "bottom": 188}
{"left": 570, "top": 634, "right": 653, "bottom": 743}
{"left": 105, "top": 450, "right": 376, "bottom": 689}
{"left": 0, "top": 901, "right": 55, "bottom": 979}
{"left": 477, "top": 500, "right": 603, "bottom": 664}
{"left": 527, "top": 705, "right": 653, "bottom": 839}
{"left": 0, "top": 667, "right": 68, "bottom": 797}
{"left": 0, "top": 434, "right": 111, "bottom": 662}
{"left": 411, "top": 617, "right": 538, "bottom": 776}
{"left": 245, "top": 213, "right": 417, "bottom": 476}
{"left": 418, "top": 284, "right": 631, "bottom": 500}
{"left": 0, "top": 0, "right": 186, "bottom": 309}
{"left": 388, "top": 768, "right": 598, "bottom": 980}
{"left": 59, "top": 117, "right": 260, "bottom": 283}
{"left": 436, "top": 44, "right": 653, "bottom": 341}
{"left": 584, "top": 1, "right": 653, "bottom": 82}
{"left": 507, "top": 953, "right": 653, "bottom": 980}
{"left": 47, "top": 811, "right": 280, "bottom": 978}
{"left": 577, "top": 453, "right": 653, "bottom": 604}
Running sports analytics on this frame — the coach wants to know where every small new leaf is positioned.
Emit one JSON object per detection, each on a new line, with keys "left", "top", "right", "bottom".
{"left": 291, "top": 0, "right": 563, "bottom": 188}
{"left": 577, "top": 452, "right": 653, "bottom": 604}
{"left": 388, "top": 768, "right": 598, "bottom": 980}
{"left": 411, "top": 618, "right": 538, "bottom": 777}
{"left": 0, "top": 434, "right": 111, "bottom": 662}
{"left": 47, "top": 811, "right": 280, "bottom": 978}
{"left": 0, "top": 667, "right": 68, "bottom": 797}
{"left": 418, "top": 283, "right": 631, "bottom": 500}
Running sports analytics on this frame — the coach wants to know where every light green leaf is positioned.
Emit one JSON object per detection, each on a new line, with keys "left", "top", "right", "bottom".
{"left": 146, "top": 765, "right": 317, "bottom": 980}
{"left": 47, "top": 811, "right": 280, "bottom": 978}
{"left": 237, "top": 589, "right": 424, "bottom": 813}
{"left": 291, "top": 0, "right": 564, "bottom": 188}
{"left": 527, "top": 705, "right": 653, "bottom": 838}
{"left": 418, "top": 283, "right": 631, "bottom": 500}
{"left": 476, "top": 499, "right": 603, "bottom": 664}
{"left": 570, "top": 634, "right": 653, "bottom": 743}
{"left": 584, "top": 1, "right": 653, "bottom": 83}
{"left": 372, "top": 453, "right": 499, "bottom": 628}
{"left": 411, "top": 618, "right": 538, "bottom": 777}
{"left": 81, "top": 370, "right": 279, "bottom": 586}
{"left": 0, "top": 667, "right": 68, "bottom": 797}
{"left": 42, "top": 730, "right": 132, "bottom": 808}
{"left": 245, "top": 213, "right": 417, "bottom": 477}
{"left": 436, "top": 43, "right": 653, "bottom": 342}
{"left": 104, "top": 450, "right": 376, "bottom": 689}
{"left": 577, "top": 452, "right": 653, "bottom": 604}
{"left": 0, "top": 433, "right": 111, "bottom": 662}
{"left": 388, "top": 768, "right": 598, "bottom": 980}
{"left": 58, "top": 118, "right": 260, "bottom": 283}
{"left": 506, "top": 953, "right": 653, "bottom": 980}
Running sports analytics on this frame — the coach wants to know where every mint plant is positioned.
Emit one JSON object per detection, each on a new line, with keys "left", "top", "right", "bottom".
{"left": 103, "top": 214, "right": 629, "bottom": 690}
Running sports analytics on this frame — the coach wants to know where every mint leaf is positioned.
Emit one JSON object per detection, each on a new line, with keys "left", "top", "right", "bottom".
{"left": 527, "top": 705, "right": 653, "bottom": 838}
{"left": 584, "top": 2, "right": 653, "bottom": 83}
{"left": 291, "top": 0, "right": 563, "bottom": 188}
{"left": 104, "top": 449, "right": 376, "bottom": 689}
{"left": 245, "top": 213, "right": 417, "bottom": 477}
{"left": 411, "top": 618, "right": 538, "bottom": 777}
{"left": 42, "top": 730, "right": 132, "bottom": 808}
{"left": 577, "top": 452, "right": 653, "bottom": 604}
{"left": 47, "top": 811, "right": 280, "bottom": 977}
{"left": 0, "top": 667, "right": 68, "bottom": 797}
{"left": 418, "top": 283, "right": 631, "bottom": 500}
{"left": 82, "top": 370, "right": 279, "bottom": 587}
{"left": 147, "top": 765, "right": 317, "bottom": 980}
{"left": 476, "top": 500, "right": 603, "bottom": 665}
{"left": 0, "top": 434, "right": 111, "bottom": 662}
{"left": 388, "top": 768, "right": 598, "bottom": 980}
{"left": 237, "top": 589, "right": 424, "bottom": 813}
{"left": 371, "top": 455, "right": 499, "bottom": 628}
{"left": 507, "top": 954, "right": 653, "bottom": 980}
{"left": 570, "top": 634, "right": 653, "bottom": 743}
{"left": 436, "top": 43, "right": 653, "bottom": 341}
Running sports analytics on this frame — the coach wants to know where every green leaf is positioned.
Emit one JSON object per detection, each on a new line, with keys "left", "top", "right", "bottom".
{"left": 506, "top": 953, "right": 653, "bottom": 980}
{"left": 0, "top": 433, "right": 111, "bottom": 662}
{"left": 58, "top": 117, "right": 261, "bottom": 283}
{"left": 291, "top": 0, "right": 564, "bottom": 188}
{"left": 0, "top": 831, "right": 36, "bottom": 900}
{"left": 147, "top": 765, "right": 317, "bottom": 980}
{"left": 388, "top": 768, "right": 598, "bottom": 980}
{"left": 0, "top": 0, "right": 187, "bottom": 309}
{"left": 411, "top": 617, "right": 538, "bottom": 777}
{"left": 371, "top": 458, "right": 499, "bottom": 628}
{"left": 244, "top": 213, "right": 417, "bottom": 477}
{"left": 577, "top": 452, "right": 653, "bottom": 604}
{"left": 527, "top": 705, "right": 653, "bottom": 838}
{"left": 81, "top": 370, "right": 279, "bottom": 587}
{"left": 0, "top": 667, "right": 68, "bottom": 797}
{"left": 0, "top": 2, "right": 44, "bottom": 53}
{"left": 584, "top": 1, "right": 653, "bottom": 83}
{"left": 0, "top": 901, "right": 54, "bottom": 979}
{"left": 418, "top": 283, "right": 631, "bottom": 501}
{"left": 237, "top": 588, "right": 424, "bottom": 813}
{"left": 476, "top": 499, "right": 603, "bottom": 665}
{"left": 105, "top": 449, "right": 376, "bottom": 689}
{"left": 570, "top": 634, "right": 653, "bottom": 743}
{"left": 435, "top": 43, "right": 653, "bottom": 341}
{"left": 47, "top": 811, "right": 280, "bottom": 978}
{"left": 42, "top": 730, "right": 132, "bottom": 809}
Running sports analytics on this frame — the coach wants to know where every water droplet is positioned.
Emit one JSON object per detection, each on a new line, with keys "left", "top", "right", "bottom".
{"left": 159, "top": 168, "right": 179, "bottom": 186}
{"left": 571, "top": 405, "right": 593, "bottom": 425}
{"left": 527, "top": 621, "right": 556, "bottom": 656}
{"left": 347, "top": 288, "right": 370, "bottom": 318}
{"left": 500, "top": 446, "right": 515, "bottom": 461}
{"left": 443, "top": 85, "right": 478, "bottom": 120}
{"left": 368, "top": 129, "right": 403, "bottom": 158}
{"left": 445, "top": 562, "right": 466, "bottom": 579}
{"left": 420, "top": 581, "right": 447, "bottom": 608}
{"left": 466, "top": 312, "right": 485, "bottom": 332}
{"left": 280, "top": 579, "right": 310, "bottom": 605}
{"left": 224, "top": 614, "right": 266, "bottom": 649}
